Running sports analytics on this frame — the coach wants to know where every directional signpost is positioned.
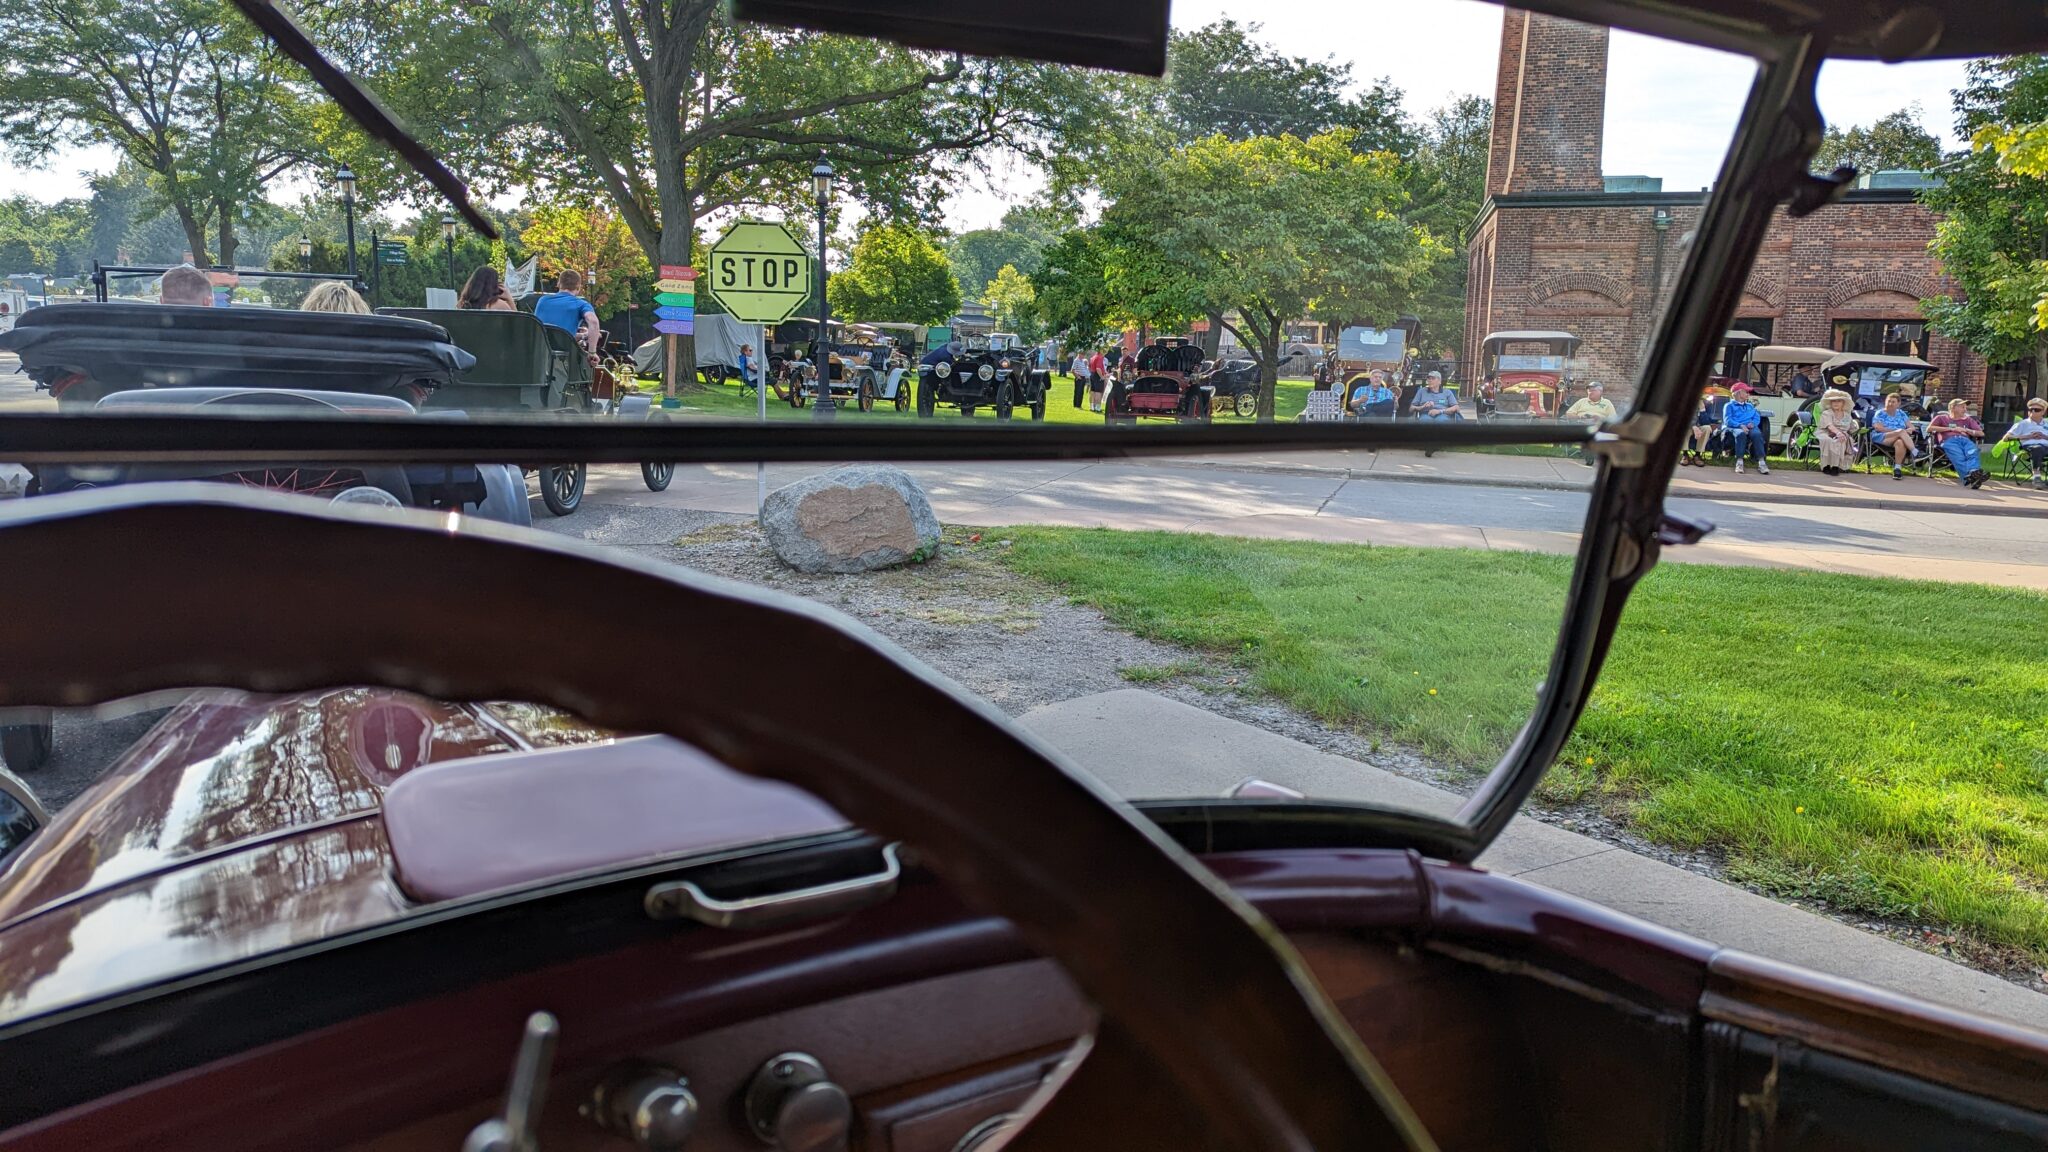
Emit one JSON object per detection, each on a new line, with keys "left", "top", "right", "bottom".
{"left": 654, "top": 265, "right": 694, "bottom": 402}
{"left": 703, "top": 222, "right": 813, "bottom": 325}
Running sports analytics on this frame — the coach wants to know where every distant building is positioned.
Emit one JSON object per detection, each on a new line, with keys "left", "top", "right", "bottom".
{"left": 1463, "top": 11, "right": 1995, "bottom": 412}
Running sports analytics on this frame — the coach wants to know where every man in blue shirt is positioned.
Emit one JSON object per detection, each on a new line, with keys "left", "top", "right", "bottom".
{"left": 1347, "top": 371, "right": 1397, "bottom": 419}
{"left": 533, "top": 270, "right": 600, "bottom": 357}
{"left": 1720, "top": 382, "right": 1769, "bottom": 475}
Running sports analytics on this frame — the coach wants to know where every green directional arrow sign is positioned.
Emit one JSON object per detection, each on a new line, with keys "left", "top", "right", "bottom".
{"left": 653, "top": 291, "right": 694, "bottom": 307}
{"left": 705, "top": 221, "right": 813, "bottom": 324}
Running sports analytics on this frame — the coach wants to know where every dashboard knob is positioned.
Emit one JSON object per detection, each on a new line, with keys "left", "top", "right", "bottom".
{"left": 744, "top": 1053, "right": 851, "bottom": 1152}
{"left": 590, "top": 1063, "right": 699, "bottom": 1151}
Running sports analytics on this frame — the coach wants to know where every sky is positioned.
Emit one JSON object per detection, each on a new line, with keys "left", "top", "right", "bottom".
{"left": 2, "top": 1, "right": 1974, "bottom": 233}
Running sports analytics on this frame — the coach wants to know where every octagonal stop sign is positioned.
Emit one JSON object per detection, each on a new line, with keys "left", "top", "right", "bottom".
{"left": 705, "top": 222, "right": 815, "bottom": 324}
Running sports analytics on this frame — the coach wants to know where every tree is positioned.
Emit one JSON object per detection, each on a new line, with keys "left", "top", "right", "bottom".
{"left": 0, "top": 0, "right": 318, "bottom": 266}
{"left": 1029, "top": 228, "right": 1115, "bottom": 346}
{"left": 982, "top": 264, "right": 1038, "bottom": 341}
{"left": 1813, "top": 106, "right": 1944, "bottom": 175}
{"left": 949, "top": 229, "right": 1043, "bottom": 301}
{"left": 1100, "top": 131, "right": 1441, "bottom": 419}
{"left": 1923, "top": 58, "right": 2048, "bottom": 385}
{"left": 1402, "top": 96, "right": 1492, "bottom": 354}
{"left": 1160, "top": 19, "right": 1412, "bottom": 153}
{"left": 519, "top": 203, "right": 652, "bottom": 315}
{"left": 827, "top": 223, "right": 960, "bottom": 325}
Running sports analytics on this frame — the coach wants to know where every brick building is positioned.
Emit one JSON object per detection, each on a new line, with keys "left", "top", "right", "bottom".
{"left": 1463, "top": 11, "right": 1991, "bottom": 410}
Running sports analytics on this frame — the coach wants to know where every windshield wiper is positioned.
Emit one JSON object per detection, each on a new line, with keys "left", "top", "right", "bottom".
{"left": 227, "top": 0, "right": 498, "bottom": 239}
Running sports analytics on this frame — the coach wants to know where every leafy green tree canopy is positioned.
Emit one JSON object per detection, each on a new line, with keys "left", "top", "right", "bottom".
{"left": 1161, "top": 19, "right": 1412, "bottom": 153}
{"left": 1813, "top": 106, "right": 1943, "bottom": 174}
{"left": 826, "top": 223, "right": 961, "bottom": 325}
{"left": 0, "top": 0, "right": 317, "bottom": 266}
{"left": 1923, "top": 58, "right": 2048, "bottom": 383}
{"left": 981, "top": 263, "right": 1038, "bottom": 341}
{"left": 1100, "top": 130, "right": 1441, "bottom": 419}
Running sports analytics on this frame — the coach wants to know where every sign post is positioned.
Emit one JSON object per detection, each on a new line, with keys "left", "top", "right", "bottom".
{"left": 654, "top": 265, "right": 694, "bottom": 404}
{"left": 704, "top": 223, "right": 814, "bottom": 513}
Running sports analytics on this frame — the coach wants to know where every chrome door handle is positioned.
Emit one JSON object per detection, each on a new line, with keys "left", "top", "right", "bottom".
{"left": 644, "top": 844, "right": 900, "bottom": 929}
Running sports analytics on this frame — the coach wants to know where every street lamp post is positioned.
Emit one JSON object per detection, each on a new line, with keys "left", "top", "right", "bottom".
{"left": 299, "top": 233, "right": 312, "bottom": 272}
{"left": 812, "top": 153, "right": 835, "bottom": 420}
{"left": 336, "top": 166, "right": 359, "bottom": 284}
{"left": 441, "top": 215, "right": 457, "bottom": 289}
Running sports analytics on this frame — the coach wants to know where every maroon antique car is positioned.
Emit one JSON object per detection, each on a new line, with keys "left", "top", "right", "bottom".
{"left": 0, "top": 0, "right": 2045, "bottom": 1150}
{"left": 1104, "top": 338, "right": 1213, "bottom": 424}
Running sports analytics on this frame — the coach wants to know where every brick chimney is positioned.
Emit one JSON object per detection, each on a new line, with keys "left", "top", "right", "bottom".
{"left": 1485, "top": 9, "right": 1608, "bottom": 196}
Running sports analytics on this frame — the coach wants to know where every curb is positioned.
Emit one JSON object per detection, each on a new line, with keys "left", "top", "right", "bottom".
{"left": 1154, "top": 455, "right": 2048, "bottom": 519}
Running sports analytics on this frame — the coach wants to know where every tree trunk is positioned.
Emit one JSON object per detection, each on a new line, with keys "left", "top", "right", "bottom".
{"left": 2033, "top": 335, "right": 2047, "bottom": 403}
{"left": 1256, "top": 319, "right": 1282, "bottom": 423}
{"left": 216, "top": 202, "right": 238, "bottom": 269}
{"left": 173, "top": 202, "right": 209, "bottom": 267}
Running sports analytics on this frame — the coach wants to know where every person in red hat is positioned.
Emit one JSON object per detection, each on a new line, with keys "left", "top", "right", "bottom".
{"left": 1721, "top": 382, "right": 1769, "bottom": 475}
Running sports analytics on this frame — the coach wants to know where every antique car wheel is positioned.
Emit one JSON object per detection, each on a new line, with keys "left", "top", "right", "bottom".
{"left": 916, "top": 377, "right": 936, "bottom": 418}
{"left": 858, "top": 380, "right": 876, "bottom": 413}
{"left": 1, "top": 490, "right": 1437, "bottom": 1152}
{"left": 895, "top": 384, "right": 912, "bottom": 412}
{"left": 641, "top": 461, "right": 674, "bottom": 491}
{"left": 0, "top": 713, "right": 53, "bottom": 773}
{"left": 1234, "top": 390, "right": 1259, "bottom": 418}
{"left": 538, "top": 464, "right": 585, "bottom": 517}
{"left": 995, "top": 383, "right": 1014, "bottom": 421}
{"left": 1031, "top": 394, "right": 1046, "bottom": 421}
{"left": 702, "top": 365, "right": 728, "bottom": 386}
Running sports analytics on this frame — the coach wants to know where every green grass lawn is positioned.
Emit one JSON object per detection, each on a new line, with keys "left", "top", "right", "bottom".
{"left": 647, "top": 373, "right": 1315, "bottom": 424}
{"left": 993, "top": 527, "right": 2048, "bottom": 957}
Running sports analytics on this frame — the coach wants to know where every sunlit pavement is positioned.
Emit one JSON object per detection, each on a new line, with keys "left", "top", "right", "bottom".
{"left": 568, "top": 457, "right": 2048, "bottom": 589}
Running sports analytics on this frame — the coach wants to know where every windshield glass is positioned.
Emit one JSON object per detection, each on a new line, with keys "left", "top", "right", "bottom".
{"left": 0, "top": 0, "right": 1831, "bottom": 1023}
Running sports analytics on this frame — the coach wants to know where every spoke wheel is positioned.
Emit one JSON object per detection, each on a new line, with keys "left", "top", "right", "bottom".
{"left": 1234, "top": 390, "right": 1259, "bottom": 418}
{"left": 538, "top": 463, "right": 585, "bottom": 517}
{"left": 641, "top": 461, "right": 674, "bottom": 491}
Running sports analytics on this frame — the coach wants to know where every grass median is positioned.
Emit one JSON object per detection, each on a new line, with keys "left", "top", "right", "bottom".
{"left": 992, "top": 526, "right": 2048, "bottom": 959}
{"left": 649, "top": 373, "right": 1315, "bottom": 423}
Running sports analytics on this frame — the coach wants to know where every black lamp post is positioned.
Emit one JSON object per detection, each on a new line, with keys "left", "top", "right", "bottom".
{"left": 441, "top": 215, "right": 457, "bottom": 289}
{"left": 299, "top": 233, "right": 312, "bottom": 272}
{"left": 812, "top": 153, "right": 835, "bottom": 419}
{"left": 336, "top": 166, "right": 359, "bottom": 283}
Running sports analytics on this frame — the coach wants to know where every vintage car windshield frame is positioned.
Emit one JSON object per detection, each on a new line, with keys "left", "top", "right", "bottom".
{"left": 0, "top": 7, "right": 1831, "bottom": 867}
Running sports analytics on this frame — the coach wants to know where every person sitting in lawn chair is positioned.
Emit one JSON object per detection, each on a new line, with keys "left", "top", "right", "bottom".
{"left": 1347, "top": 370, "right": 1397, "bottom": 419}
{"left": 1870, "top": 390, "right": 1918, "bottom": 479}
{"left": 2000, "top": 397, "right": 2048, "bottom": 489}
{"left": 1815, "top": 387, "right": 1858, "bottom": 475}
{"left": 1412, "top": 371, "right": 1461, "bottom": 421}
{"left": 1929, "top": 397, "right": 1990, "bottom": 489}
{"left": 1721, "top": 382, "right": 1769, "bottom": 475}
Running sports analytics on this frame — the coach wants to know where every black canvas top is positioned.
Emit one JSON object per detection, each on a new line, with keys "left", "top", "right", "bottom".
{"left": 0, "top": 304, "right": 475, "bottom": 395}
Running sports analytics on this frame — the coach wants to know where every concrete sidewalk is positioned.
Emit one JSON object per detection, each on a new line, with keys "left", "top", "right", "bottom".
{"left": 1022, "top": 688, "right": 2048, "bottom": 1033}
{"left": 1166, "top": 446, "right": 2048, "bottom": 518}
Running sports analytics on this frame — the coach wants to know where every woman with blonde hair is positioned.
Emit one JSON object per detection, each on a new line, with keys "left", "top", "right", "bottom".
{"left": 301, "top": 280, "right": 371, "bottom": 315}
{"left": 1815, "top": 386, "right": 1858, "bottom": 475}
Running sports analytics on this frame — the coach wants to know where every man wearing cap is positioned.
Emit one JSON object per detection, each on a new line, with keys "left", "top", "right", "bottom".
{"left": 1412, "top": 371, "right": 1460, "bottom": 420}
{"left": 2000, "top": 398, "right": 2048, "bottom": 488}
{"left": 1564, "top": 382, "right": 1619, "bottom": 465}
{"left": 1721, "top": 382, "right": 1769, "bottom": 475}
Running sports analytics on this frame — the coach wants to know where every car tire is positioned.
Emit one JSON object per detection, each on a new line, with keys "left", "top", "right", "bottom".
{"left": 0, "top": 713, "right": 54, "bottom": 773}
{"left": 896, "top": 385, "right": 912, "bottom": 412}
{"left": 1031, "top": 395, "right": 1046, "bottom": 421}
{"left": 539, "top": 463, "right": 585, "bottom": 517}
{"left": 996, "top": 382, "right": 1014, "bottom": 421}
{"left": 1234, "top": 390, "right": 1259, "bottom": 418}
{"left": 916, "top": 377, "right": 936, "bottom": 418}
{"left": 858, "top": 379, "right": 876, "bottom": 413}
{"left": 703, "top": 365, "right": 728, "bottom": 386}
{"left": 642, "top": 461, "right": 674, "bottom": 491}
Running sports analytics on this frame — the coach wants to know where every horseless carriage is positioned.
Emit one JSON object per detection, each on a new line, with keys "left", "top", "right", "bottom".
{"left": 1104, "top": 336, "right": 1212, "bottom": 423}
{"left": 1476, "top": 330, "right": 1580, "bottom": 419}
{"left": 1201, "top": 357, "right": 1264, "bottom": 417}
{"left": 916, "top": 332, "right": 1050, "bottom": 419}
{"left": 5, "top": 1, "right": 2048, "bottom": 1151}
{"left": 385, "top": 308, "right": 677, "bottom": 512}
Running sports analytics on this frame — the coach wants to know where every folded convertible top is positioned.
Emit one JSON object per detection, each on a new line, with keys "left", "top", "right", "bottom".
{"left": 0, "top": 304, "right": 476, "bottom": 395}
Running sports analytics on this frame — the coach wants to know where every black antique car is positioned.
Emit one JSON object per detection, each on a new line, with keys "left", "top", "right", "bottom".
{"left": 916, "top": 334, "right": 1049, "bottom": 419}
{"left": 1201, "top": 356, "right": 1263, "bottom": 417}
{"left": 1105, "top": 337, "right": 1212, "bottom": 423}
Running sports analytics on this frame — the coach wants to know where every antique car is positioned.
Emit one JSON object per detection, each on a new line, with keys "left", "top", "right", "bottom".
{"left": 1330, "top": 323, "right": 1412, "bottom": 396}
{"left": 1476, "top": 330, "right": 1580, "bottom": 419}
{"left": 385, "top": 308, "right": 679, "bottom": 511}
{"left": 1201, "top": 356, "right": 1264, "bottom": 417}
{"left": 916, "top": 333, "right": 1050, "bottom": 420}
{"left": 1103, "top": 337, "right": 1211, "bottom": 423}
{"left": 1733, "top": 342, "right": 1834, "bottom": 447}
{"left": 3, "top": 0, "right": 2048, "bottom": 1150}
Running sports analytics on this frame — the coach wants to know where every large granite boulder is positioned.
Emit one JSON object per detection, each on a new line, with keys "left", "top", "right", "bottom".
{"left": 760, "top": 464, "right": 941, "bottom": 574}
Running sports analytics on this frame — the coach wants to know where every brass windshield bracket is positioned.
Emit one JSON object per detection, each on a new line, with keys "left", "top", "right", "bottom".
{"left": 1582, "top": 413, "right": 1667, "bottom": 469}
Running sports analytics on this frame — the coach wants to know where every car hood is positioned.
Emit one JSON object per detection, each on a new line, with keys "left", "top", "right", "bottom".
{"left": 0, "top": 688, "right": 601, "bottom": 928}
